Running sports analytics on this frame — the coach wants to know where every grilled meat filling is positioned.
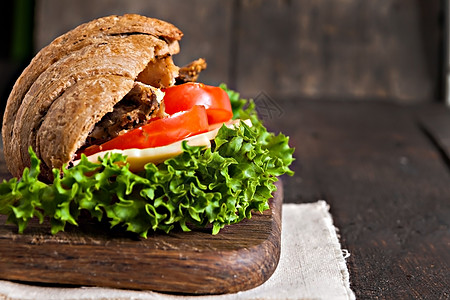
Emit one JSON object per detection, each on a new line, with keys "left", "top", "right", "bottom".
{"left": 83, "top": 57, "right": 207, "bottom": 151}
{"left": 176, "top": 58, "right": 207, "bottom": 84}
{"left": 86, "top": 82, "right": 165, "bottom": 146}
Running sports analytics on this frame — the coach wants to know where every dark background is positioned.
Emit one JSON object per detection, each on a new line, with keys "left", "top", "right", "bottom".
{"left": 0, "top": 2, "right": 449, "bottom": 298}
{"left": 0, "top": 0, "right": 446, "bottom": 116}
{"left": 0, "top": 0, "right": 34, "bottom": 118}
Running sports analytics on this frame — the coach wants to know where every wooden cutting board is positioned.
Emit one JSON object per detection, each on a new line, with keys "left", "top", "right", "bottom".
{"left": 0, "top": 180, "right": 283, "bottom": 295}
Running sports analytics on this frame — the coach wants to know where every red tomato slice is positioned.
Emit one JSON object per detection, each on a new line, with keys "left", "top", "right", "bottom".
{"left": 163, "top": 82, "right": 232, "bottom": 124}
{"left": 81, "top": 105, "right": 208, "bottom": 157}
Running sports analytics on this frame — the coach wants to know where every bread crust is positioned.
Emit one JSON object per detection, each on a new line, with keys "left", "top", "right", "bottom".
{"left": 2, "top": 14, "right": 182, "bottom": 179}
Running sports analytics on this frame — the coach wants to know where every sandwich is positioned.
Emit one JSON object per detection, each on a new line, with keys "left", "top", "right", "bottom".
{"left": 0, "top": 14, "right": 294, "bottom": 237}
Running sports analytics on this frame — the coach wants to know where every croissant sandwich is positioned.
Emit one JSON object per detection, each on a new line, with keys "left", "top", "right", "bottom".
{"left": 0, "top": 14, "right": 294, "bottom": 236}
{"left": 4, "top": 14, "right": 189, "bottom": 179}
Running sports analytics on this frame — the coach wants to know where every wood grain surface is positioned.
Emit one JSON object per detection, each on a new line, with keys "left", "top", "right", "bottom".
{"left": 2, "top": 100, "right": 450, "bottom": 298}
{"left": 33, "top": 0, "right": 443, "bottom": 103}
{"left": 0, "top": 149, "right": 283, "bottom": 295}
{"left": 263, "top": 100, "right": 450, "bottom": 299}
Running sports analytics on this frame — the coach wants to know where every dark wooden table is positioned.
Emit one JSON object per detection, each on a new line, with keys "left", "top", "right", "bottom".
{"left": 1, "top": 99, "right": 449, "bottom": 299}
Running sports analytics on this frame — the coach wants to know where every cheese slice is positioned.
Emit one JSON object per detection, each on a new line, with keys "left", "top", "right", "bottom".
{"left": 74, "top": 119, "right": 251, "bottom": 172}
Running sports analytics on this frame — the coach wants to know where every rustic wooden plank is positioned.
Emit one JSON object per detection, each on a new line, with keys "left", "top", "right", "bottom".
{"left": 234, "top": 0, "right": 443, "bottom": 102}
{"left": 34, "top": 0, "right": 233, "bottom": 87}
{"left": 2, "top": 94, "right": 450, "bottom": 298}
{"left": 0, "top": 178, "right": 282, "bottom": 295}
{"left": 263, "top": 100, "right": 450, "bottom": 298}
{"left": 418, "top": 104, "right": 450, "bottom": 163}
{"left": 34, "top": 0, "right": 443, "bottom": 103}
{"left": 0, "top": 138, "right": 282, "bottom": 295}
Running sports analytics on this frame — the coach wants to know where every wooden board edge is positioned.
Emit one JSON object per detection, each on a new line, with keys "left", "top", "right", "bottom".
{"left": 0, "top": 180, "right": 284, "bottom": 295}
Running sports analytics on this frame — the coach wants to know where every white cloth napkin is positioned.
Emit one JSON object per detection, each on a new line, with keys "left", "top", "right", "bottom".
{"left": 0, "top": 201, "right": 355, "bottom": 300}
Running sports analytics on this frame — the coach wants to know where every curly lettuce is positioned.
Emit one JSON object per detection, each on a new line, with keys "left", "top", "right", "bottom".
{"left": 0, "top": 86, "right": 294, "bottom": 237}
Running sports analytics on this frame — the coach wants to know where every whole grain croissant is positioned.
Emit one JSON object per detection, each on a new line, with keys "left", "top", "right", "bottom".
{"left": 2, "top": 14, "right": 205, "bottom": 180}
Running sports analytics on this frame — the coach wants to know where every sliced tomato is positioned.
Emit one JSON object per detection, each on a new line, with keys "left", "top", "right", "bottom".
{"left": 81, "top": 105, "right": 209, "bottom": 157}
{"left": 163, "top": 82, "right": 232, "bottom": 124}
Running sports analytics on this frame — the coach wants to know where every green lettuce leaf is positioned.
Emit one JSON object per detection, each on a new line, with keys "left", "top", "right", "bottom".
{"left": 0, "top": 86, "right": 294, "bottom": 237}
